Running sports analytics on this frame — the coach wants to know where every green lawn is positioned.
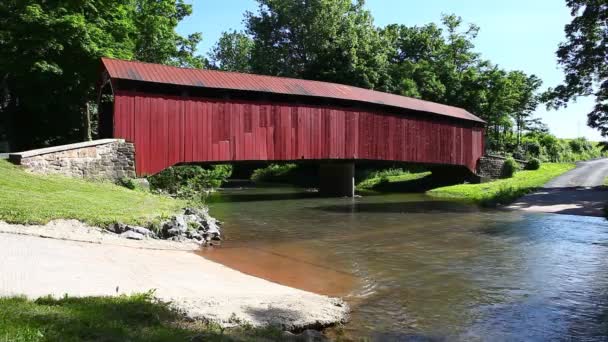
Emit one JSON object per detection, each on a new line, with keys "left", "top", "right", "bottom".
{"left": 0, "top": 160, "right": 185, "bottom": 226}
{"left": 0, "top": 293, "right": 283, "bottom": 342}
{"left": 356, "top": 171, "right": 432, "bottom": 190}
{"left": 427, "top": 163, "right": 576, "bottom": 206}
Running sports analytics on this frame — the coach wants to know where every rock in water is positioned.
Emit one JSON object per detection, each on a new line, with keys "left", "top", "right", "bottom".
{"left": 207, "top": 224, "right": 221, "bottom": 240}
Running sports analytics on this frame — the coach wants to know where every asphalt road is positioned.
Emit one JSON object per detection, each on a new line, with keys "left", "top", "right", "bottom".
{"left": 507, "top": 158, "right": 608, "bottom": 217}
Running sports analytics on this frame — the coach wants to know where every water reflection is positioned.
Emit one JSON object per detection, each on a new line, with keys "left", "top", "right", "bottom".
{"left": 315, "top": 200, "right": 480, "bottom": 214}
{"left": 205, "top": 186, "right": 608, "bottom": 340}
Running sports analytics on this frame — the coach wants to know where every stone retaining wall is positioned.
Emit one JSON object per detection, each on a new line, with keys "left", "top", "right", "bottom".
{"left": 9, "top": 139, "right": 135, "bottom": 181}
{"left": 477, "top": 155, "right": 527, "bottom": 180}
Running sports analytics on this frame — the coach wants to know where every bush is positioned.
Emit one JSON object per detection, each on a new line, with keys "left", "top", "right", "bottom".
{"left": 148, "top": 165, "right": 232, "bottom": 201}
{"left": 512, "top": 147, "right": 526, "bottom": 160}
{"left": 525, "top": 158, "right": 541, "bottom": 170}
{"left": 522, "top": 141, "right": 542, "bottom": 158}
{"left": 502, "top": 157, "right": 520, "bottom": 178}
{"left": 118, "top": 177, "right": 137, "bottom": 190}
{"left": 250, "top": 164, "right": 298, "bottom": 182}
{"left": 569, "top": 137, "right": 593, "bottom": 154}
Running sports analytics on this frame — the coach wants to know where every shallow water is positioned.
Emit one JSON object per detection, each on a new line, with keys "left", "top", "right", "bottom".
{"left": 202, "top": 186, "right": 608, "bottom": 341}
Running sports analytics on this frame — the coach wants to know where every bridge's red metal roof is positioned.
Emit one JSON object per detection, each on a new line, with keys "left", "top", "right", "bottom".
{"left": 101, "top": 58, "right": 484, "bottom": 123}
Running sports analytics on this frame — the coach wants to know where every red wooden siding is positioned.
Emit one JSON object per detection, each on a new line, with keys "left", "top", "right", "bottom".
{"left": 114, "top": 91, "right": 484, "bottom": 176}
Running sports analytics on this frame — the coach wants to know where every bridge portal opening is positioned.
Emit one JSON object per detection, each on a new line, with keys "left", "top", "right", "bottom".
{"left": 97, "top": 81, "right": 114, "bottom": 139}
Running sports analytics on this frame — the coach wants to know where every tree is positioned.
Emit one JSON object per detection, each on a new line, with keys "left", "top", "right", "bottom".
{"left": 208, "top": 31, "right": 254, "bottom": 72}
{"left": 132, "top": 0, "right": 205, "bottom": 68}
{"left": 382, "top": 22, "right": 448, "bottom": 99}
{"left": 507, "top": 72, "right": 543, "bottom": 145}
{"left": 382, "top": 15, "right": 543, "bottom": 151}
{"left": 0, "top": 0, "right": 204, "bottom": 150}
{"left": 244, "top": 0, "right": 391, "bottom": 90}
{"left": 544, "top": 0, "right": 608, "bottom": 137}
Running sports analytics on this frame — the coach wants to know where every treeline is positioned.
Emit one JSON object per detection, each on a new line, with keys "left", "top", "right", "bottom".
{"left": 208, "top": 0, "right": 545, "bottom": 154}
{"left": 517, "top": 135, "right": 605, "bottom": 163}
{"left": 0, "top": 0, "right": 205, "bottom": 150}
{"left": 0, "top": 0, "right": 601, "bottom": 157}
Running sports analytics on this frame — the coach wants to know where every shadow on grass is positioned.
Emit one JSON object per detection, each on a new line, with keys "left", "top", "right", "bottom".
{"left": 0, "top": 293, "right": 284, "bottom": 342}
{"left": 358, "top": 174, "right": 465, "bottom": 194}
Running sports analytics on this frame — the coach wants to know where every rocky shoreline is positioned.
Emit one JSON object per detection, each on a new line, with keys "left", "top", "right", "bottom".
{"left": 107, "top": 207, "right": 222, "bottom": 246}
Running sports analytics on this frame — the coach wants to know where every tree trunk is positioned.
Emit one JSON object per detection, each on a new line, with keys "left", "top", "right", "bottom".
{"left": 83, "top": 103, "right": 92, "bottom": 141}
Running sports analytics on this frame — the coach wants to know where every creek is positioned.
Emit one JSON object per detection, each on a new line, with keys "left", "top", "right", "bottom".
{"left": 200, "top": 185, "right": 608, "bottom": 340}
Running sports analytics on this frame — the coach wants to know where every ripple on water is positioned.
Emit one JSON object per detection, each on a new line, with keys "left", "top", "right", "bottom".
{"left": 206, "top": 187, "right": 608, "bottom": 340}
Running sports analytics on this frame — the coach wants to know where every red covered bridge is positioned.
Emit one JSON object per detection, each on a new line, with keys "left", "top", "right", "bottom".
{"left": 98, "top": 58, "right": 485, "bottom": 196}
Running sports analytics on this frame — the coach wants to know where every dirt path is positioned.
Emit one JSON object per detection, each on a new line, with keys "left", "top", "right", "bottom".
{"left": 507, "top": 159, "right": 608, "bottom": 217}
{"left": 0, "top": 222, "right": 348, "bottom": 329}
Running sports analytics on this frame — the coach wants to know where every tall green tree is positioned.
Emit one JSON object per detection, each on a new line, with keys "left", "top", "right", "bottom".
{"left": 382, "top": 15, "right": 543, "bottom": 151}
{"left": 132, "top": 0, "right": 205, "bottom": 68}
{"left": 544, "top": 0, "right": 608, "bottom": 137}
{"left": 243, "top": 0, "right": 391, "bottom": 90}
{"left": 508, "top": 72, "right": 542, "bottom": 145}
{"left": 208, "top": 30, "right": 254, "bottom": 72}
{"left": 0, "top": 0, "right": 203, "bottom": 150}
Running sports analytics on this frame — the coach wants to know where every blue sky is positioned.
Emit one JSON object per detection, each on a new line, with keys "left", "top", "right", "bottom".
{"left": 177, "top": 0, "right": 602, "bottom": 140}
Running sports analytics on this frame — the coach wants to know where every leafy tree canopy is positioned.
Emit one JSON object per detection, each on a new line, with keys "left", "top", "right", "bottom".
{"left": 381, "top": 15, "right": 543, "bottom": 151}
{"left": 208, "top": 30, "right": 254, "bottom": 72}
{"left": 544, "top": 0, "right": 608, "bottom": 137}
{"left": 0, "top": 0, "right": 204, "bottom": 150}
{"left": 243, "top": 0, "right": 391, "bottom": 90}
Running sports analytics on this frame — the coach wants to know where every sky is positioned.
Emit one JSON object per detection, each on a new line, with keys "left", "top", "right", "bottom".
{"left": 177, "top": 0, "right": 602, "bottom": 141}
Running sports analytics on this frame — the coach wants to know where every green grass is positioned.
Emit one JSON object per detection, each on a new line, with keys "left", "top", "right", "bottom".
{"left": 0, "top": 293, "right": 284, "bottom": 342}
{"left": 0, "top": 160, "right": 186, "bottom": 226}
{"left": 428, "top": 163, "right": 576, "bottom": 207}
{"left": 250, "top": 164, "right": 299, "bottom": 183}
{"left": 356, "top": 170, "right": 432, "bottom": 190}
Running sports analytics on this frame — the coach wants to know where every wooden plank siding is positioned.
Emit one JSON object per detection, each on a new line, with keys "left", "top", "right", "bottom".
{"left": 113, "top": 91, "right": 484, "bottom": 176}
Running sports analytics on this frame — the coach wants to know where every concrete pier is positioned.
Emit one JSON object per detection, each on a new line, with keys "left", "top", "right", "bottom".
{"left": 319, "top": 163, "right": 355, "bottom": 197}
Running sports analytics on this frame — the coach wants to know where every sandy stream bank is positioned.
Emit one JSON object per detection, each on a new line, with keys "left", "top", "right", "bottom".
{"left": 0, "top": 220, "right": 348, "bottom": 330}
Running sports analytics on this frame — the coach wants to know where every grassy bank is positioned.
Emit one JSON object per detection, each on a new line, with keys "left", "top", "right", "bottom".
{"left": 0, "top": 293, "right": 282, "bottom": 342}
{"left": 428, "top": 163, "right": 575, "bottom": 206}
{"left": 0, "top": 160, "right": 185, "bottom": 226}
{"left": 356, "top": 169, "right": 432, "bottom": 191}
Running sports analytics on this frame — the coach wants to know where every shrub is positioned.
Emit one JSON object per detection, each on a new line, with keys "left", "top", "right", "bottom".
{"left": 250, "top": 164, "right": 298, "bottom": 182}
{"left": 523, "top": 141, "right": 542, "bottom": 158}
{"left": 512, "top": 147, "right": 526, "bottom": 160}
{"left": 118, "top": 177, "right": 137, "bottom": 190}
{"left": 502, "top": 157, "right": 520, "bottom": 178}
{"left": 117, "top": 177, "right": 150, "bottom": 192}
{"left": 525, "top": 158, "right": 541, "bottom": 170}
{"left": 148, "top": 165, "right": 232, "bottom": 200}
{"left": 569, "top": 137, "right": 593, "bottom": 154}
